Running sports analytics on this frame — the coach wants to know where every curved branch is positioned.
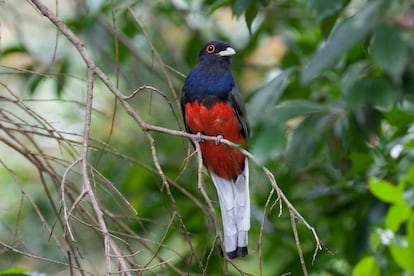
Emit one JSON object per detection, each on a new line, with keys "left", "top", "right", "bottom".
{"left": 27, "top": 1, "right": 322, "bottom": 274}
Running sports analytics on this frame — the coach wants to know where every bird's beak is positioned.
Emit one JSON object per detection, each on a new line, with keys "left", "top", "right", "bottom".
{"left": 217, "top": 47, "right": 236, "bottom": 57}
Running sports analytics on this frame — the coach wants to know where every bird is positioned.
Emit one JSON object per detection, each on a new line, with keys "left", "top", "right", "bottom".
{"left": 181, "top": 40, "right": 250, "bottom": 259}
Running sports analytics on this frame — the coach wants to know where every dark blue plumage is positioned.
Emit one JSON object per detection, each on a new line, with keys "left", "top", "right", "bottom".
{"left": 182, "top": 41, "right": 235, "bottom": 106}
{"left": 181, "top": 40, "right": 250, "bottom": 259}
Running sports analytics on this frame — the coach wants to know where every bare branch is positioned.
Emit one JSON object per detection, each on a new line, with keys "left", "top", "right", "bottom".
{"left": 6, "top": 1, "right": 324, "bottom": 274}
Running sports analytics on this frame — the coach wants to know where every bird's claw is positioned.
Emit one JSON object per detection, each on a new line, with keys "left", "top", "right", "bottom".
{"left": 215, "top": 134, "right": 224, "bottom": 145}
{"left": 195, "top": 132, "right": 203, "bottom": 142}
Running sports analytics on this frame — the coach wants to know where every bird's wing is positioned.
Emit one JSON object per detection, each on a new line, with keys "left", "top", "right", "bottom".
{"left": 229, "top": 86, "right": 249, "bottom": 138}
{"left": 180, "top": 86, "right": 191, "bottom": 133}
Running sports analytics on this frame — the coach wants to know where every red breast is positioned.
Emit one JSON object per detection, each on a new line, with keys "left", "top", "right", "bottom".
{"left": 185, "top": 101, "right": 246, "bottom": 180}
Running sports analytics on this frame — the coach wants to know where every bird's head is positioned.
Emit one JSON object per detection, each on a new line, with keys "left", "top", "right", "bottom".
{"left": 197, "top": 40, "right": 236, "bottom": 66}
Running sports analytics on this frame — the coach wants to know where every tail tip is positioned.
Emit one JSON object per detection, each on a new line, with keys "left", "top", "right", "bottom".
{"left": 224, "top": 246, "right": 248, "bottom": 259}
{"left": 237, "top": 246, "right": 248, "bottom": 257}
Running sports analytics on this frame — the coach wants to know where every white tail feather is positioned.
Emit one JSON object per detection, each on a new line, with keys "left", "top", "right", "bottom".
{"left": 210, "top": 158, "right": 250, "bottom": 253}
{"left": 235, "top": 159, "right": 250, "bottom": 247}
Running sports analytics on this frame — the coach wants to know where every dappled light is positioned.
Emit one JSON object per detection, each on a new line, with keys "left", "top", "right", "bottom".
{"left": 1, "top": 0, "right": 414, "bottom": 275}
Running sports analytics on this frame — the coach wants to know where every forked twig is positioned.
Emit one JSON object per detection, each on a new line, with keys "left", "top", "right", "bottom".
{"left": 24, "top": 1, "right": 323, "bottom": 275}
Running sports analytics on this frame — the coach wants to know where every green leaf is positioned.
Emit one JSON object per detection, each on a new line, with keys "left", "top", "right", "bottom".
{"left": 344, "top": 78, "right": 395, "bottom": 111}
{"left": 320, "top": 12, "right": 341, "bottom": 38}
{"left": 407, "top": 213, "right": 414, "bottom": 252}
{"left": 369, "top": 178, "right": 403, "bottom": 204}
{"left": 245, "top": 3, "right": 258, "bottom": 33}
{"left": 231, "top": 0, "right": 252, "bottom": 17}
{"left": 370, "top": 24, "right": 409, "bottom": 81}
{"left": 250, "top": 124, "right": 285, "bottom": 165}
{"left": 340, "top": 61, "right": 369, "bottom": 94}
{"left": 352, "top": 256, "right": 380, "bottom": 276}
{"left": 389, "top": 241, "right": 414, "bottom": 272}
{"left": 301, "top": 0, "right": 385, "bottom": 83}
{"left": 249, "top": 92, "right": 321, "bottom": 166}
{"left": 247, "top": 69, "right": 292, "bottom": 127}
{"left": 0, "top": 46, "right": 28, "bottom": 55}
{"left": 383, "top": 108, "right": 414, "bottom": 128}
{"left": 28, "top": 75, "right": 44, "bottom": 96}
{"left": 406, "top": 164, "right": 414, "bottom": 186}
{"left": 349, "top": 152, "right": 373, "bottom": 175}
{"left": 371, "top": 229, "right": 380, "bottom": 250}
{"left": 208, "top": 0, "right": 230, "bottom": 14}
{"left": 385, "top": 203, "right": 411, "bottom": 231}
{"left": 56, "top": 59, "right": 69, "bottom": 98}
{"left": 272, "top": 100, "right": 323, "bottom": 123}
{"left": 309, "top": 0, "right": 347, "bottom": 21}
{"left": 285, "top": 113, "right": 332, "bottom": 172}
{"left": 402, "top": 64, "right": 414, "bottom": 101}
{"left": 0, "top": 267, "right": 29, "bottom": 275}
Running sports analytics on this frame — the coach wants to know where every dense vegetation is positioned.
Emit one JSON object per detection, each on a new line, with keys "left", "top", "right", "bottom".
{"left": 1, "top": 0, "right": 414, "bottom": 275}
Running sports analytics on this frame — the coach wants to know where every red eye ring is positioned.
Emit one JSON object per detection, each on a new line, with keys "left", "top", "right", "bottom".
{"left": 206, "top": 44, "right": 216, "bottom": 54}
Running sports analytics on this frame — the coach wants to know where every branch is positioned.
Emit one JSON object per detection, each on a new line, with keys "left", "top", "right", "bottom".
{"left": 290, "top": 208, "right": 308, "bottom": 276}
{"left": 28, "top": 1, "right": 202, "bottom": 273}
{"left": 0, "top": 240, "right": 83, "bottom": 270}
{"left": 80, "top": 68, "right": 130, "bottom": 274}
{"left": 27, "top": 1, "right": 322, "bottom": 274}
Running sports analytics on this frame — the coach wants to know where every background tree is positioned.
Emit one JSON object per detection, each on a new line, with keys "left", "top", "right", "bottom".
{"left": 0, "top": 0, "right": 414, "bottom": 275}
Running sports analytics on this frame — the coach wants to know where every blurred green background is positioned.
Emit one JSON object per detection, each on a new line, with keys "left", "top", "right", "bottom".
{"left": 1, "top": 0, "right": 414, "bottom": 275}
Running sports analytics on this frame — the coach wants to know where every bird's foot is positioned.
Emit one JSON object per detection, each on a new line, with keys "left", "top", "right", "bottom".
{"left": 195, "top": 132, "right": 203, "bottom": 142}
{"left": 215, "top": 134, "right": 224, "bottom": 145}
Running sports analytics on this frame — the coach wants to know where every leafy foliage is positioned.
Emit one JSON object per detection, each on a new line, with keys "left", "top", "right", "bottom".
{"left": 1, "top": 0, "right": 414, "bottom": 275}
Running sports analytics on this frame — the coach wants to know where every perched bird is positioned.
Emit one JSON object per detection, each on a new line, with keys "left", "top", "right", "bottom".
{"left": 181, "top": 40, "right": 250, "bottom": 259}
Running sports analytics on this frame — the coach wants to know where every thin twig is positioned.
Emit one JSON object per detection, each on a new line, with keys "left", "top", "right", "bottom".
{"left": 289, "top": 208, "right": 308, "bottom": 276}
{"left": 0, "top": 240, "right": 87, "bottom": 273}
{"left": 60, "top": 158, "right": 82, "bottom": 239}
{"left": 259, "top": 188, "right": 276, "bottom": 276}
{"left": 126, "top": 7, "right": 179, "bottom": 107}
{"left": 25, "top": 1, "right": 323, "bottom": 274}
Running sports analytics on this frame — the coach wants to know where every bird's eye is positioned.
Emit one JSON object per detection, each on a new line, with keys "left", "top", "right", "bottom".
{"left": 206, "top": 44, "right": 216, "bottom": 54}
